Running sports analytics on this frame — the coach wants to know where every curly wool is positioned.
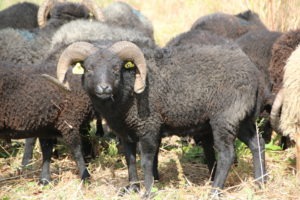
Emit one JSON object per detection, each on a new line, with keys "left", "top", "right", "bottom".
{"left": 50, "top": 20, "right": 156, "bottom": 51}
{"left": 0, "top": 28, "right": 46, "bottom": 65}
{"left": 236, "top": 29, "right": 282, "bottom": 95}
{"left": 0, "top": 66, "right": 93, "bottom": 140}
{"left": 269, "top": 29, "right": 300, "bottom": 95}
{"left": 280, "top": 44, "right": 300, "bottom": 140}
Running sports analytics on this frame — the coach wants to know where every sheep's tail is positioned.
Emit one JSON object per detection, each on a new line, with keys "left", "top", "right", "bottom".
{"left": 270, "top": 89, "right": 283, "bottom": 135}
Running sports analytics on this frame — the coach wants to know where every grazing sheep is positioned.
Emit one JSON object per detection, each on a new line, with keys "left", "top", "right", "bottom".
{"left": 236, "top": 29, "right": 282, "bottom": 142}
{"left": 54, "top": 40, "right": 266, "bottom": 197}
{"left": 191, "top": 10, "right": 267, "bottom": 39}
{"left": 266, "top": 29, "right": 300, "bottom": 149}
{"left": 270, "top": 44, "right": 300, "bottom": 178}
{"left": 0, "top": 2, "right": 39, "bottom": 30}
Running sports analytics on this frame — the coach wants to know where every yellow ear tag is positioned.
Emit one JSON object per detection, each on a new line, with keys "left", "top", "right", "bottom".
{"left": 72, "top": 62, "right": 84, "bottom": 75}
{"left": 124, "top": 61, "right": 135, "bottom": 69}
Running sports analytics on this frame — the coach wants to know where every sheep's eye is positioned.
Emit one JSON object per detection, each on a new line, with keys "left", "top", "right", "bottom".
{"left": 124, "top": 61, "right": 135, "bottom": 69}
{"left": 86, "top": 69, "right": 93, "bottom": 74}
{"left": 112, "top": 65, "right": 120, "bottom": 72}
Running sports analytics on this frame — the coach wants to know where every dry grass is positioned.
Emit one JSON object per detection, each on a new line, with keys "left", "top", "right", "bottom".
{"left": 0, "top": 136, "right": 299, "bottom": 200}
{"left": 1, "top": 0, "right": 300, "bottom": 199}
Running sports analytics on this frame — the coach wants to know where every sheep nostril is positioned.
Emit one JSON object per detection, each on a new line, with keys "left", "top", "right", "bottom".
{"left": 96, "top": 84, "right": 112, "bottom": 94}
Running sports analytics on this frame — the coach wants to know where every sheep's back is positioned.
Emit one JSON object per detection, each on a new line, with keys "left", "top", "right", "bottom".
{"left": 149, "top": 44, "right": 260, "bottom": 127}
{"left": 0, "top": 68, "right": 91, "bottom": 138}
{"left": 165, "top": 29, "right": 231, "bottom": 48}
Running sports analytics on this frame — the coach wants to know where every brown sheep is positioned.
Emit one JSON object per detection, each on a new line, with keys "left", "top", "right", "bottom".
{"left": 270, "top": 44, "right": 300, "bottom": 179}
{"left": 269, "top": 29, "right": 300, "bottom": 95}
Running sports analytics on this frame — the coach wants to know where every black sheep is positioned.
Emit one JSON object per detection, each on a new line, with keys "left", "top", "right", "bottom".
{"left": 191, "top": 10, "right": 281, "bottom": 144}
{"left": 0, "top": 0, "right": 104, "bottom": 167}
{"left": 54, "top": 40, "right": 266, "bottom": 197}
{"left": 0, "top": 64, "right": 96, "bottom": 184}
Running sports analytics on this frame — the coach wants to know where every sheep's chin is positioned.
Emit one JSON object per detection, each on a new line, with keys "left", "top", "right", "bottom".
{"left": 95, "top": 93, "right": 113, "bottom": 100}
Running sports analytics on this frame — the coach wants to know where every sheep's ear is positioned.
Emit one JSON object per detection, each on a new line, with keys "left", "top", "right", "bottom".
{"left": 236, "top": 10, "right": 252, "bottom": 20}
{"left": 72, "top": 62, "right": 85, "bottom": 75}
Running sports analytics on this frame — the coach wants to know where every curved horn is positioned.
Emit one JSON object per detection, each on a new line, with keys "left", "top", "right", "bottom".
{"left": 270, "top": 89, "right": 284, "bottom": 134}
{"left": 37, "top": 0, "right": 65, "bottom": 27}
{"left": 38, "top": 0, "right": 55, "bottom": 27}
{"left": 109, "top": 41, "right": 147, "bottom": 94}
{"left": 82, "top": 0, "right": 105, "bottom": 21}
{"left": 41, "top": 74, "right": 71, "bottom": 92}
{"left": 56, "top": 41, "right": 99, "bottom": 89}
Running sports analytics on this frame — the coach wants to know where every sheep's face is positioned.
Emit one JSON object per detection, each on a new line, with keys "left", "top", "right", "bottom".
{"left": 50, "top": 3, "right": 90, "bottom": 21}
{"left": 81, "top": 50, "right": 136, "bottom": 101}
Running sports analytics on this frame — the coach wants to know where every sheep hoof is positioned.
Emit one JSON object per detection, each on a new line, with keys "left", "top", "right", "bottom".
{"left": 118, "top": 183, "right": 140, "bottom": 196}
{"left": 39, "top": 178, "right": 51, "bottom": 186}
{"left": 210, "top": 188, "right": 223, "bottom": 199}
{"left": 81, "top": 169, "right": 91, "bottom": 179}
{"left": 142, "top": 191, "right": 157, "bottom": 200}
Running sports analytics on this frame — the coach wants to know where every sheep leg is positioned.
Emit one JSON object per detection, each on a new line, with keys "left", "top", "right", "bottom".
{"left": 39, "top": 138, "right": 55, "bottom": 185}
{"left": 210, "top": 123, "right": 236, "bottom": 196}
{"left": 21, "top": 137, "right": 37, "bottom": 167}
{"left": 201, "top": 134, "right": 217, "bottom": 180}
{"left": 194, "top": 131, "right": 216, "bottom": 180}
{"left": 95, "top": 118, "right": 105, "bottom": 137}
{"left": 63, "top": 132, "right": 90, "bottom": 181}
{"left": 122, "top": 139, "right": 140, "bottom": 193}
{"left": 237, "top": 119, "right": 266, "bottom": 184}
{"left": 139, "top": 133, "right": 160, "bottom": 198}
{"left": 152, "top": 137, "right": 161, "bottom": 181}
